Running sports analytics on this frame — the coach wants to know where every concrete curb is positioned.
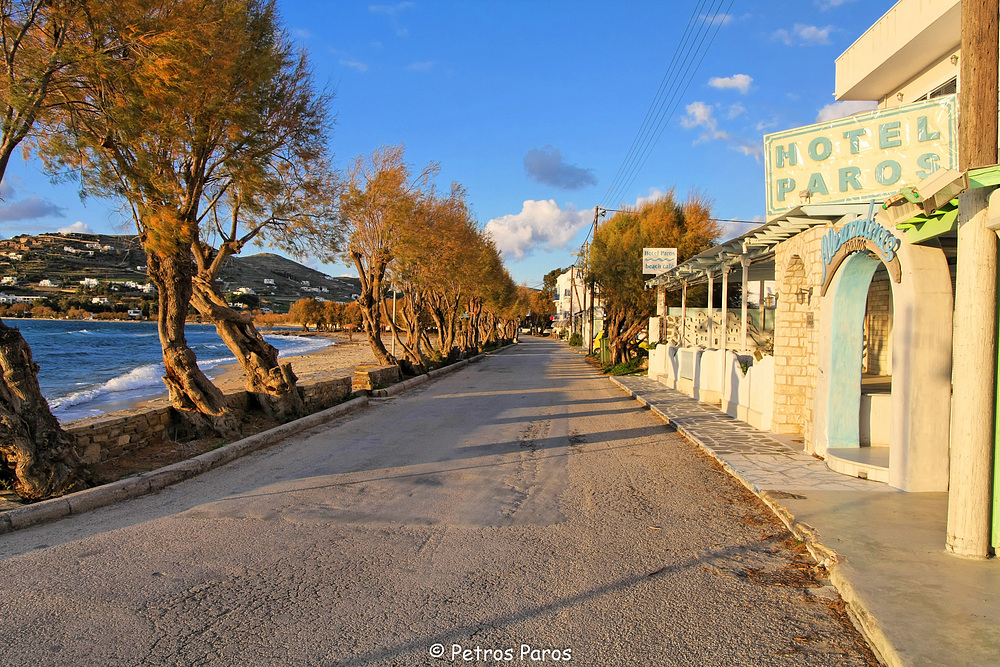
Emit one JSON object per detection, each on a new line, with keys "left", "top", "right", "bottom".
{"left": 0, "top": 396, "right": 369, "bottom": 535}
{"left": 0, "top": 345, "right": 520, "bottom": 535}
{"left": 607, "top": 375, "right": 898, "bottom": 667}
{"left": 369, "top": 343, "right": 516, "bottom": 398}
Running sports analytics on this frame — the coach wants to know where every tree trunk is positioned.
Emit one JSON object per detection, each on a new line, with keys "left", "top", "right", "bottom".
{"left": 352, "top": 252, "right": 397, "bottom": 367}
{"left": 191, "top": 275, "right": 304, "bottom": 422}
{"left": 0, "top": 320, "right": 88, "bottom": 501}
{"left": 146, "top": 249, "right": 236, "bottom": 436}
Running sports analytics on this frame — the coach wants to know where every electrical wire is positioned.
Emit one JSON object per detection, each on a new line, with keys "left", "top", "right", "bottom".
{"left": 601, "top": 0, "right": 736, "bottom": 209}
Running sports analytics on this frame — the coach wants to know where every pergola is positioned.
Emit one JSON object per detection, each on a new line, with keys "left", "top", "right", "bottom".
{"left": 646, "top": 203, "right": 875, "bottom": 352}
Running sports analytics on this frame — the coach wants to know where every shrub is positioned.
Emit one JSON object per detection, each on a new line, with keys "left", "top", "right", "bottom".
{"left": 568, "top": 333, "right": 582, "bottom": 347}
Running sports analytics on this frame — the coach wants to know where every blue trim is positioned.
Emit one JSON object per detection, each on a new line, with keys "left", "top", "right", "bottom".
{"left": 827, "top": 252, "right": 879, "bottom": 448}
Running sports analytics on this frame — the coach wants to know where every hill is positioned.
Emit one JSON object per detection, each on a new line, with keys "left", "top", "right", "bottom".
{"left": 0, "top": 232, "right": 359, "bottom": 313}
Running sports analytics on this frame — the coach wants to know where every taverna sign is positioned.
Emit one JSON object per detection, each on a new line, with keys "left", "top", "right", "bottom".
{"left": 820, "top": 205, "right": 901, "bottom": 295}
{"left": 764, "top": 96, "right": 957, "bottom": 217}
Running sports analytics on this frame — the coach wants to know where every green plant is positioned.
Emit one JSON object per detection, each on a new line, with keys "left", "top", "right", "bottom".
{"left": 569, "top": 333, "right": 582, "bottom": 347}
{"left": 602, "top": 356, "right": 645, "bottom": 376}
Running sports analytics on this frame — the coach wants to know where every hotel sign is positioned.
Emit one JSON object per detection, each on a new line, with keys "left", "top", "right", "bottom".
{"left": 764, "top": 96, "right": 957, "bottom": 217}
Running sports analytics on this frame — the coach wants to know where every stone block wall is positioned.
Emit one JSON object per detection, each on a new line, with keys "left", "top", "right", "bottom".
{"left": 772, "top": 229, "right": 824, "bottom": 442}
{"left": 64, "top": 374, "right": 355, "bottom": 466}
{"left": 863, "top": 270, "right": 893, "bottom": 376}
{"left": 352, "top": 364, "right": 401, "bottom": 391}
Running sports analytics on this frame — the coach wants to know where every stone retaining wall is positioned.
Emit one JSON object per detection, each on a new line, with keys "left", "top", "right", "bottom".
{"left": 65, "top": 375, "right": 354, "bottom": 465}
{"left": 352, "top": 364, "right": 401, "bottom": 391}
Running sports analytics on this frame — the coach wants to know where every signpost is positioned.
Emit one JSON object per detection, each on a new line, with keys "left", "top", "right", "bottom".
{"left": 643, "top": 248, "right": 678, "bottom": 275}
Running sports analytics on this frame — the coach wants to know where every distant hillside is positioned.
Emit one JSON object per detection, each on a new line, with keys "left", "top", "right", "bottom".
{"left": 0, "top": 232, "right": 359, "bottom": 312}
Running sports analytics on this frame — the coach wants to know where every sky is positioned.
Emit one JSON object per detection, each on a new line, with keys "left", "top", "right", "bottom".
{"left": 0, "top": 0, "right": 898, "bottom": 288}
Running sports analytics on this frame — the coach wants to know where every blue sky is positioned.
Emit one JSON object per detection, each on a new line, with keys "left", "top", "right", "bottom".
{"left": 0, "top": 0, "right": 895, "bottom": 287}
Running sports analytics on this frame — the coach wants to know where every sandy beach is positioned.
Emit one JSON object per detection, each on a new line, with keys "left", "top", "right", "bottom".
{"left": 209, "top": 330, "right": 383, "bottom": 394}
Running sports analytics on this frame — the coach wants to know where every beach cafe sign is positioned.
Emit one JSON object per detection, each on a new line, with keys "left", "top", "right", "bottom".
{"left": 643, "top": 247, "right": 677, "bottom": 275}
{"left": 764, "top": 96, "right": 957, "bottom": 217}
{"left": 820, "top": 203, "right": 901, "bottom": 295}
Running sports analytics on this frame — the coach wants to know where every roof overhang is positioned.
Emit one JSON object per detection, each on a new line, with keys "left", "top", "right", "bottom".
{"left": 646, "top": 202, "right": 875, "bottom": 292}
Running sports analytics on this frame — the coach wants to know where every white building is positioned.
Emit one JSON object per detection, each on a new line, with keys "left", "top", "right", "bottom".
{"left": 79, "top": 278, "right": 99, "bottom": 288}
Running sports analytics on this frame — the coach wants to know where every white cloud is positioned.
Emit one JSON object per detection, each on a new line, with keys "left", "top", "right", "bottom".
{"left": 339, "top": 59, "right": 369, "bottom": 72}
{"left": 709, "top": 74, "right": 753, "bottom": 94}
{"left": 773, "top": 24, "right": 833, "bottom": 46}
{"left": 405, "top": 61, "right": 435, "bottom": 72}
{"left": 680, "top": 101, "right": 729, "bottom": 143}
{"left": 58, "top": 221, "right": 91, "bottom": 234}
{"left": 726, "top": 103, "right": 746, "bottom": 120}
{"left": 731, "top": 141, "right": 763, "bottom": 160}
{"left": 816, "top": 100, "right": 877, "bottom": 122}
{"left": 369, "top": 2, "right": 414, "bottom": 15}
{"left": 817, "top": 0, "right": 856, "bottom": 9}
{"left": 484, "top": 200, "right": 591, "bottom": 260}
{"left": 701, "top": 13, "right": 733, "bottom": 26}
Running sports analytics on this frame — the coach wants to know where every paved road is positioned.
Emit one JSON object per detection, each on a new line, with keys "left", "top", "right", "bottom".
{"left": 0, "top": 338, "right": 876, "bottom": 666}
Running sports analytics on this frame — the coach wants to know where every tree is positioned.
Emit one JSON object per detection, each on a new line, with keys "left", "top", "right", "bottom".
{"left": 388, "top": 184, "right": 474, "bottom": 368}
{"left": 0, "top": 0, "right": 98, "bottom": 499}
{"left": 186, "top": 13, "right": 338, "bottom": 421}
{"left": 339, "top": 144, "right": 436, "bottom": 367}
{"left": 42, "top": 0, "right": 331, "bottom": 429}
{"left": 590, "top": 191, "right": 719, "bottom": 364}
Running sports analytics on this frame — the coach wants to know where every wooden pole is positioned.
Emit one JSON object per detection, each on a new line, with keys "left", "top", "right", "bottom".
{"left": 706, "top": 271, "right": 714, "bottom": 347}
{"left": 681, "top": 281, "right": 688, "bottom": 346}
{"left": 721, "top": 264, "right": 729, "bottom": 400}
{"left": 741, "top": 250, "right": 750, "bottom": 354}
{"left": 948, "top": 0, "right": 999, "bottom": 559}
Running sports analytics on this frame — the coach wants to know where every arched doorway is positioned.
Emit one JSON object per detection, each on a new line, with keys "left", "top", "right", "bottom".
{"left": 816, "top": 229, "right": 953, "bottom": 491}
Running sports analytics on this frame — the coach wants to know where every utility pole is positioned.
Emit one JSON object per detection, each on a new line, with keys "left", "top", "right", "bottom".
{"left": 569, "top": 265, "right": 576, "bottom": 342}
{"left": 948, "top": 0, "right": 999, "bottom": 558}
{"left": 589, "top": 205, "right": 599, "bottom": 349}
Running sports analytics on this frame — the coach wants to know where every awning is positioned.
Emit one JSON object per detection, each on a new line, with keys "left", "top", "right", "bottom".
{"left": 646, "top": 202, "right": 875, "bottom": 291}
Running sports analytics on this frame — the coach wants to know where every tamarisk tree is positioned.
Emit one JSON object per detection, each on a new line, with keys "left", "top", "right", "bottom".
{"left": 44, "top": 0, "right": 335, "bottom": 430}
{"left": 339, "top": 144, "right": 436, "bottom": 368}
{"left": 590, "top": 191, "right": 719, "bottom": 365}
{"left": 0, "top": 0, "right": 104, "bottom": 499}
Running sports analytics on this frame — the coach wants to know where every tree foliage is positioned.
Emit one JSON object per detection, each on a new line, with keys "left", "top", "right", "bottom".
{"left": 590, "top": 190, "right": 718, "bottom": 364}
{"left": 0, "top": 0, "right": 105, "bottom": 499}
{"left": 39, "top": 0, "right": 335, "bottom": 427}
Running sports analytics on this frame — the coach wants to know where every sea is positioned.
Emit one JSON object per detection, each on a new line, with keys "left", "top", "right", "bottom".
{"left": 7, "top": 319, "right": 332, "bottom": 423}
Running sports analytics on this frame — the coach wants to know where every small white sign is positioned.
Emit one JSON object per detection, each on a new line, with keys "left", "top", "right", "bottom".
{"left": 643, "top": 247, "right": 677, "bottom": 275}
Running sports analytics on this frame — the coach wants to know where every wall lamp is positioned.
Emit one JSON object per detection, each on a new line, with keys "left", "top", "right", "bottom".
{"left": 796, "top": 286, "right": 813, "bottom": 305}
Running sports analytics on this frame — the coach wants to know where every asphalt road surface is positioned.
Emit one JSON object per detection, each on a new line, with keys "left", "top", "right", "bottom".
{"left": 0, "top": 337, "right": 876, "bottom": 666}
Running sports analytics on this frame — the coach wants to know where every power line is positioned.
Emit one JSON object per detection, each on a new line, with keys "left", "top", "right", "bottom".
{"left": 601, "top": 0, "right": 736, "bottom": 209}
{"left": 600, "top": 0, "right": 709, "bottom": 206}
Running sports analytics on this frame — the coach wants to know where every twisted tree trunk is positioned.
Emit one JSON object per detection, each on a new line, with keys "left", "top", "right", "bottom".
{"left": 352, "top": 251, "right": 397, "bottom": 367}
{"left": 191, "top": 275, "right": 304, "bottom": 422}
{"left": 146, "top": 249, "right": 237, "bottom": 437}
{"left": 0, "top": 320, "right": 87, "bottom": 501}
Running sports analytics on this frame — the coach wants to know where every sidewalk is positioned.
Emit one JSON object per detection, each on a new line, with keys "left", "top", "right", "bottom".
{"left": 610, "top": 375, "right": 1000, "bottom": 667}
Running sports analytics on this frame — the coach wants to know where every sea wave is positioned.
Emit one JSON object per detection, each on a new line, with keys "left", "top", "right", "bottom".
{"left": 49, "top": 362, "right": 166, "bottom": 414}
{"left": 47, "top": 331, "right": 331, "bottom": 421}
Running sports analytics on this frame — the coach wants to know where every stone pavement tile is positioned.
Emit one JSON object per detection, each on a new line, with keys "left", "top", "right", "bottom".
{"left": 611, "top": 376, "right": 891, "bottom": 494}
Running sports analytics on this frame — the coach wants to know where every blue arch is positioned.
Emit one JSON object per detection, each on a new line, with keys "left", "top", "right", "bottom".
{"left": 827, "top": 252, "right": 880, "bottom": 448}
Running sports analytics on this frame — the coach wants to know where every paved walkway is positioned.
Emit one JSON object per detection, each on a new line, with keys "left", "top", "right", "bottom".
{"left": 610, "top": 375, "right": 1000, "bottom": 667}
{"left": 610, "top": 376, "right": 887, "bottom": 494}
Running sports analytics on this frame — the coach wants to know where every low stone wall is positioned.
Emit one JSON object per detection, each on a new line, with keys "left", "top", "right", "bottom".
{"left": 352, "top": 364, "right": 401, "bottom": 391}
{"left": 65, "top": 375, "right": 354, "bottom": 465}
